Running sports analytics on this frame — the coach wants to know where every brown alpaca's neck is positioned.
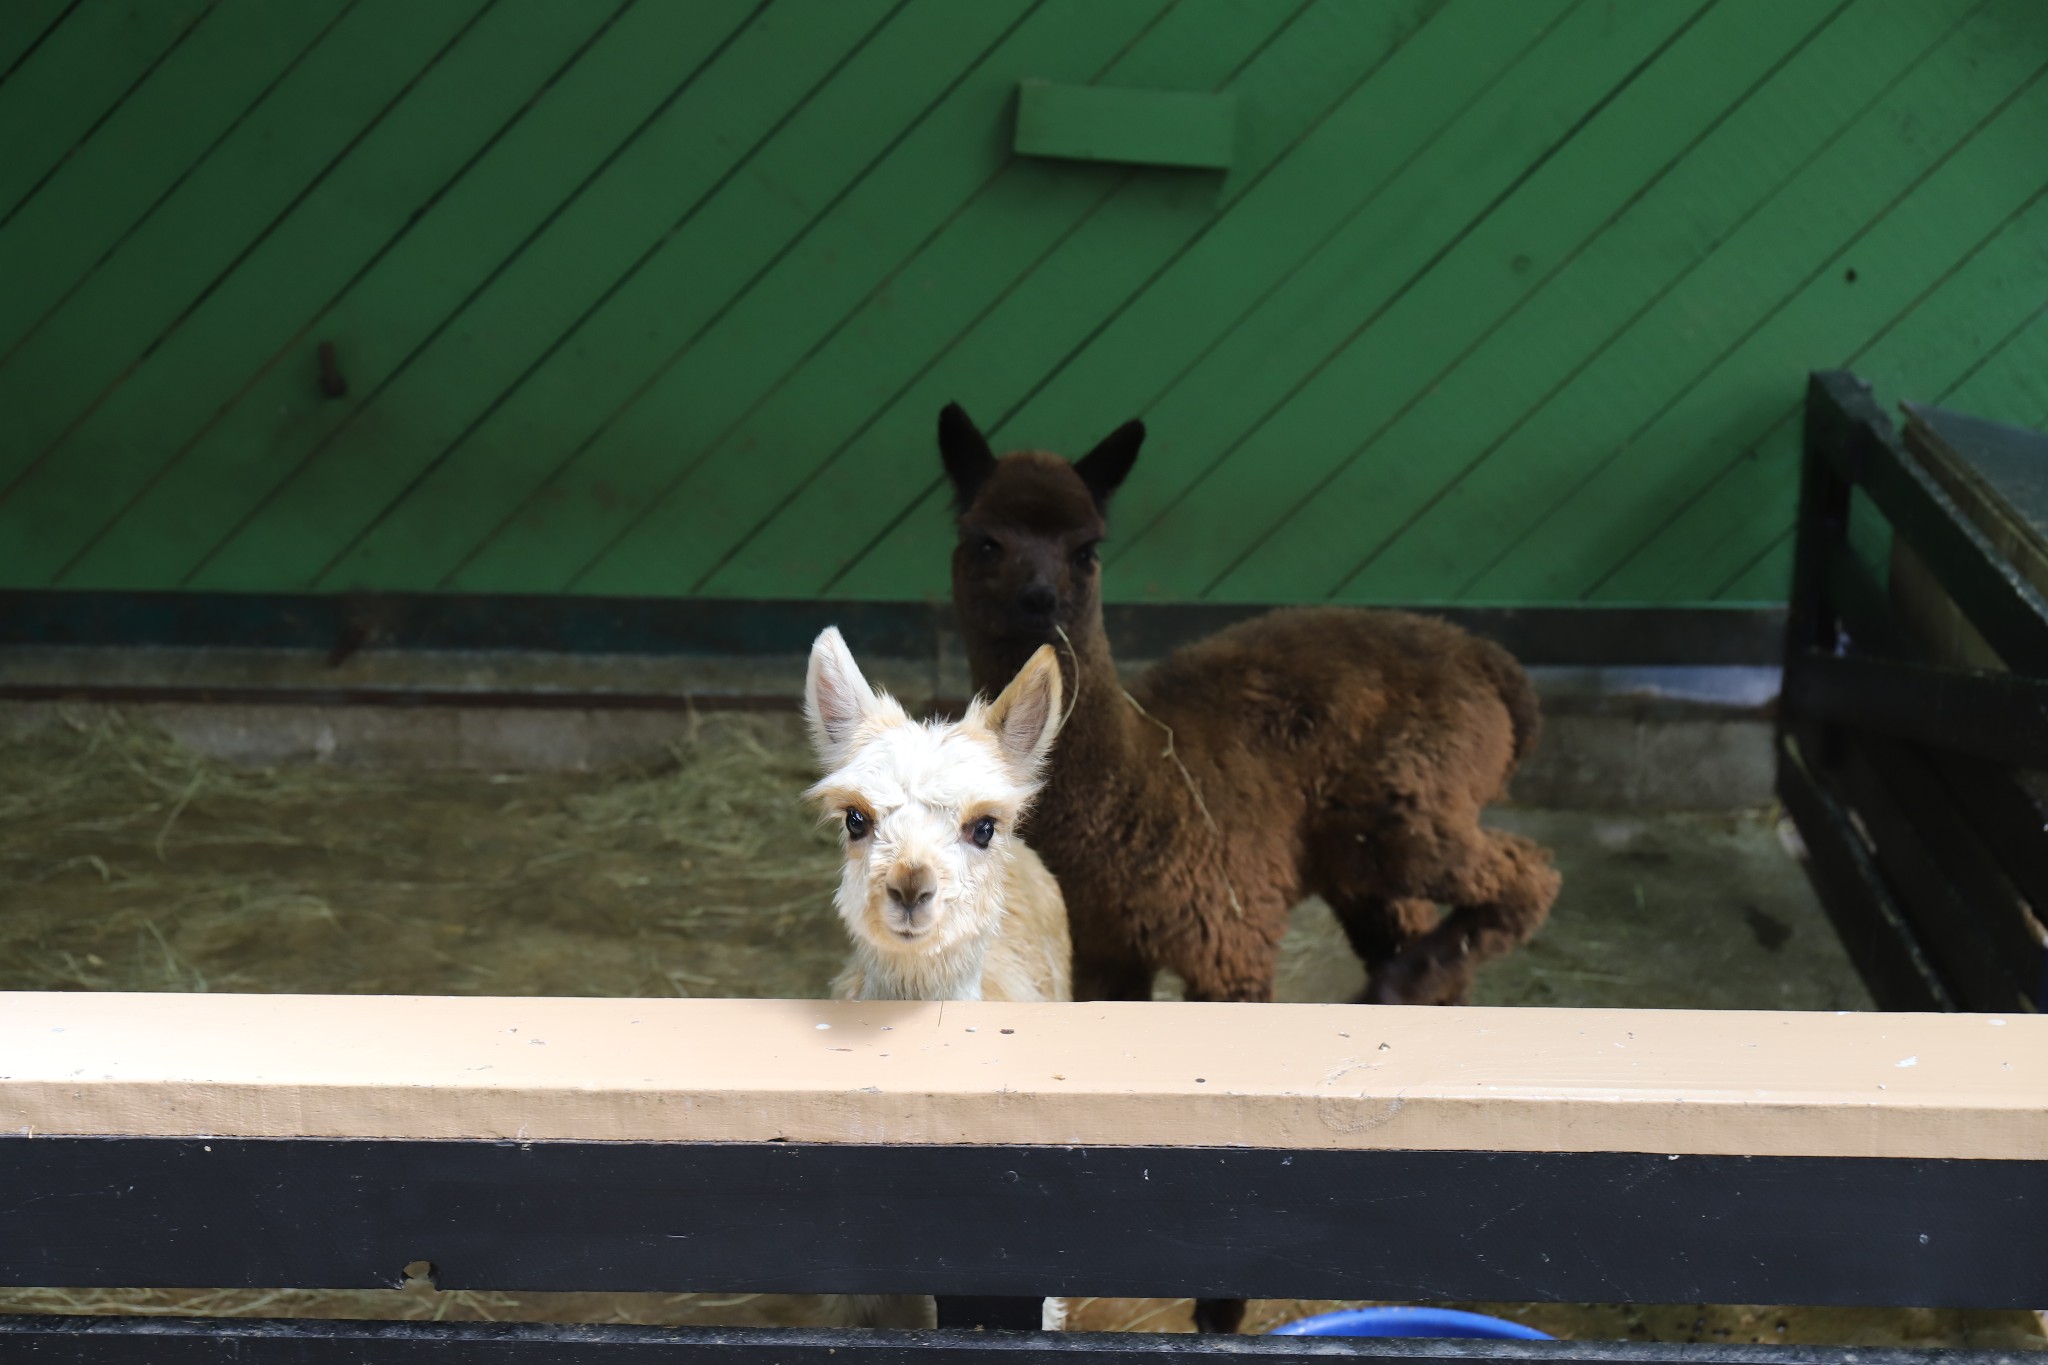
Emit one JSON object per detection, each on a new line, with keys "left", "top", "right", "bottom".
{"left": 965, "top": 613, "right": 1134, "bottom": 791}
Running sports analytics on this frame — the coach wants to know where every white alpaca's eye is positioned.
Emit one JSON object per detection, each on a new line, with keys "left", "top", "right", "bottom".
{"left": 845, "top": 809, "right": 870, "bottom": 840}
{"left": 970, "top": 816, "right": 997, "bottom": 849}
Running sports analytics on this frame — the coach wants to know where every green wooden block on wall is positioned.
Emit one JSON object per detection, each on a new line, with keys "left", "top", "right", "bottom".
{"left": 1013, "top": 79, "right": 1236, "bottom": 171}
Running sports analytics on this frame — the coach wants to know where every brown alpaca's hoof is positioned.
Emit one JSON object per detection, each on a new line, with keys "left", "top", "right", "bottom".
{"left": 1193, "top": 1298, "right": 1247, "bottom": 1333}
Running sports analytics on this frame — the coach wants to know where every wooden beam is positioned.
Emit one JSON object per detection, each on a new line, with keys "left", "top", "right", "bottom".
{"left": 0, "top": 590, "right": 1789, "bottom": 667}
{"left": 1014, "top": 80, "right": 1236, "bottom": 170}
{"left": 3, "top": 992, "right": 2040, "bottom": 1158}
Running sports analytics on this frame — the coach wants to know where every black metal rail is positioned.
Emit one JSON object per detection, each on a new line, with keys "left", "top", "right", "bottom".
{"left": 2, "top": 1318, "right": 2041, "bottom": 1365}
{"left": 1779, "top": 372, "right": 2048, "bottom": 1013}
{"left": 5, "top": 1137, "right": 2044, "bottom": 1308}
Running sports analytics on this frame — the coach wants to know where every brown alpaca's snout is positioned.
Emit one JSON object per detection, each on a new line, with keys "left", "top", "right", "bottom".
{"left": 957, "top": 518, "right": 1103, "bottom": 648}
{"left": 1016, "top": 579, "right": 1057, "bottom": 620}
{"left": 1007, "top": 573, "right": 1056, "bottom": 626}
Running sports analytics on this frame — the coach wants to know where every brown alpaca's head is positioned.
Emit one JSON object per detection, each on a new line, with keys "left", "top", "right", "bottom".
{"left": 937, "top": 402, "right": 1143, "bottom": 654}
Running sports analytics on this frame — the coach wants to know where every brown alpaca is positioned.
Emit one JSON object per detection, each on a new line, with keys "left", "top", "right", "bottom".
{"left": 938, "top": 403, "right": 1561, "bottom": 1012}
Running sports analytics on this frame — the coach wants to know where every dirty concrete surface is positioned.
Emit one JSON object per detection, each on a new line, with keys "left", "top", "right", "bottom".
{"left": 0, "top": 709, "right": 2035, "bottom": 1348}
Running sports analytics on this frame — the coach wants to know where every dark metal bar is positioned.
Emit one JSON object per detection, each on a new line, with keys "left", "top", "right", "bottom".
{"left": 1832, "top": 736, "right": 2030, "bottom": 1011}
{"left": 1925, "top": 750, "right": 2048, "bottom": 1011}
{"left": 1824, "top": 542, "right": 1911, "bottom": 660}
{"left": 1781, "top": 651, "right": 2048, "bottom": 771}
{"left": 1806, "top": 378, "right": 2048, "bottom": 676}
{"left": 0, "top": 590, "right": 1786, "bottom": 668}
{"left": 2, "top": 1317, "right": 2040, "bottom": 1365}
{"left": 1804, "top": 546, "right": 2048, "bottom": 1003}
{"left": 1790, "top": 373, "right": 1867, "bottom": 663}
{"left": 1857, "top": 736, "right": 2047, "bottom": 1002}
{"left": 6, "top": 1137, "right": 2044, "bottom": 1309}
{"left": 1775, "top": 736, "right": 1952, "bottom": 1012}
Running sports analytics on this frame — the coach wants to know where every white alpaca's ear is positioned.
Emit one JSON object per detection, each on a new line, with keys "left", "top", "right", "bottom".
{"left": 983, "top": 644, "right": 1064, "bottom": 784}
{"left": 804, "top": 627, "right": 878, "bottom": 767}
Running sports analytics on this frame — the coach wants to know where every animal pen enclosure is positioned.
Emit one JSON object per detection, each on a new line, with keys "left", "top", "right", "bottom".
{"left": 3, "top": 993, "right": 2045, "bottom": 1362}
{"left": 6, "top": 0, "right": 2048, "bottom": 1359}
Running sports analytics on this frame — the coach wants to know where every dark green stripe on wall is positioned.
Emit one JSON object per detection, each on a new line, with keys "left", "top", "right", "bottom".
{"left": 0, "top": 0, "right": 2042, "bottom": 604}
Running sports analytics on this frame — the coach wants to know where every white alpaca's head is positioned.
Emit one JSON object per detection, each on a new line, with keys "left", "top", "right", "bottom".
{"left": 803, "top": 627, "right": 1063, "bottom": 971}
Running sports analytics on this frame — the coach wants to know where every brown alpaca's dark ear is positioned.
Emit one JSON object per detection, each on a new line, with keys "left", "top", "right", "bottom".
{"left": 1073, "top": 419, "right": 1144, "bottom": 509}
{"left": 938, "top": 402, "right": 996, "bottom": 512}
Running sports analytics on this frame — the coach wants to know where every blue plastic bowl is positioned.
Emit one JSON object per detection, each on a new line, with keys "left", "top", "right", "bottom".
{"left": 1269, "top": 1307, "right": 1551, "bottom": 1340}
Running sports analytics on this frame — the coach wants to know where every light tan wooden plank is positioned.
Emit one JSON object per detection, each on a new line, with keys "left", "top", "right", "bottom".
{"left": 3, "top": 993, "right": 2039, "bottom": 1158}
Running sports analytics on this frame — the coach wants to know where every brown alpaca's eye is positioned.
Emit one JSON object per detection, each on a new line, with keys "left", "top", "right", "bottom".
{"left": 1071, "top": 542, "right": 1099, "bottom": 570}
{"left": 970, "top": 816, "right": 997, "bottom": 849}
{"left": 972, "top": 535, "right": 1001, "bottom": 562}
{"left": 845, "top": 809, "right": 870, "bottom": 840}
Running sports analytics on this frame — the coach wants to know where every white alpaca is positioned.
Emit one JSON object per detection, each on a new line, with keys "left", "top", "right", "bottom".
{"left": 803, "top": 627, "right": 1074, "bottom": 1332}
{"left": 804, "top": 627, "right": 1072, "bottom": 1007}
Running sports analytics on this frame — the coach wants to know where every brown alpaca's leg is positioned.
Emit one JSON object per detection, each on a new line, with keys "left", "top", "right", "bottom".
{"left": 1176, "top": 919, "right": 1280, "bottom": 1003}
{"left": 1324, "top": 894, "right": 1438, "bottom": 1001}
{"left": 1072, "top": 952, "right": 1156, "bottom": 1002}
{"left": 1193, "top": 1298, "right": 1247, "bottom": 1333}
{"left": 1365, "top": 829, "right": 1559, "bottom": 1007}
{"left": 1182, "top": 978, "right": 1274, "bottom": 1004}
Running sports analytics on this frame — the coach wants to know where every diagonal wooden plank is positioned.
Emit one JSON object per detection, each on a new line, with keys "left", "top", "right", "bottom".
{"left": 1197, "top": 0, "right": 1888, "bottom": 604}
{"left": 171, "top": 0, "right": 788, "bottom": 593}
{"left": 1933, "top": 296, "right": 2048, "bottom": 427}
{"left": 0, "top": 0, "right": 81, "bottom": 89}
{"left": 183, "top": 0, "right": 928, "bottom": 591}
{"left": 0, "top": 0, "right": 490, "bottom": 497}
{"left": 333, "top": 0, "right": 1116, "bottom": 595}
{"left": 1037, "top": 0, "right": 1718, "bottom": 604}
{"left": 0, "top": 0, "right": 351, "bottom": 357}
{"left": 1592, "top": 183, "right": 2048, "bottom": 603}
{"left": 612, "top": 0, "right": 1326, "bottom": 598}
{"left": 712, "top": 0, "right": 1453, "bottom": 602}
{"left": 832, "top": 0, "right": 1586, "bottom": 602}
{"left": 348, "top": 0, "right": 1087, "bottom": 594}
{"left": 0, "top": 0, "right": 211, "bottom": 223}
{"left": 1717, "top": 536, "right": 1793, "bottom": 600}
{"left": 1122, "top": 0, "right": 1799, "bottom": 604}
{"left": 1294, "top": 0, "right": 1998, "bottom": 609}
{"left": 26, "top": 0, "right": 626, "bottom": 591}
{"left": 1943, "top": 336, "right": 2048, "bottom": 433}
{"left": 1613, "top": 257, "right": 2048, "bottom": 606}
{"left": 57, "top": 0, "right": 757, "bottom": 592}
{"left": 1452, "top": 28, "right": 2048, "bottom": 604}
{"left": 1209, "top": 0, "right": 1997, "bottom": 604}
{"left": 0, "top": 0, "right": 578, "bottom": 586}
{"left": 1323, "top": 0, "right": 2041, "bottom": 606}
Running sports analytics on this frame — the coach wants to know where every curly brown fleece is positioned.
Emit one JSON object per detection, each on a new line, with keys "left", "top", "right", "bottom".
{"left": 938, "top": 405, "right": 1561, "bottom": 1009}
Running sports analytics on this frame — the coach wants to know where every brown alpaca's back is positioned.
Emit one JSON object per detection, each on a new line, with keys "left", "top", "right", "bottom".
{"left": 937, "top": 404, "right": 1560, "bottom": 1011}
{"left": 1097, "top": 607, "right": 1547, "bottom": 1003}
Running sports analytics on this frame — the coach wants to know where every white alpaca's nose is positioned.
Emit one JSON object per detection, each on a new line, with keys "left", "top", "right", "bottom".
{"left": 885, "top": 862, "right": 937, "bottom": 921}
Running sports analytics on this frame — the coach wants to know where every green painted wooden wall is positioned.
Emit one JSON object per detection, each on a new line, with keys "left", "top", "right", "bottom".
{"left": 2, "top": 0, "right": 2045, "bottom": 605}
